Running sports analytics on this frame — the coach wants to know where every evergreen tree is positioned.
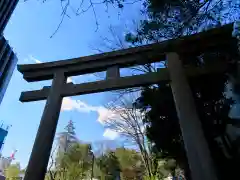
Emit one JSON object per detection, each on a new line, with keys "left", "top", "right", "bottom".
{"left": 57, "top": 120, "right": 78, "bottom": 153}
{"left": 136, "top": 64, "right": 238, "bottom": 179}
{"left": 125, "top": 0, "right": 240, "bottom": 45}
{"left": 122, "top": 1, "right": 240, "bottom": 179}
{"left": 64, "top": 120, "right": 76, "bottom": 136}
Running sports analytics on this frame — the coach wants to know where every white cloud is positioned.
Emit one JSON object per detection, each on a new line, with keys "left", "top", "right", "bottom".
{"left": 22, "top": 55, "right": 120, "bottom": 140}
{"left": 103, "top": 129, "right": 119, "bottom": 140}
{"left": 61, "top": 97, "right": 116, "bottom": 122}
{"left": 61, "top": 97, "right": 143, "bottom": 140}
{"left": 61, "top": 97, "right": 95, "bottom": 113}
{"left": 29, "top": 55, "right": 42, "bottom": 64}
{"left": 23, "top": 55, "right": 42, "bottom": 64}
{"left": 61, "top": 97, "right": 78, "bottom": 111}
{"left": 61, "top": 97, "right": 120, "bottom": 140}
{"left": 95, "top": 107, "right": 116, "bottom": 124}
{"left": 34, "top": 59, "right": 42, "bottom": 64}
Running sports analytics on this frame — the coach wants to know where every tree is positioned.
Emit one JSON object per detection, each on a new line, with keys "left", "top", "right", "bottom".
{"left": 55, "top": 120, "right": 79, "bottom": 178}
{"left": 45, "top": 144, "right": 59, "bottom": 180}
{"left": 92, "top": 140, "right": 123, "bottom": 157}
{"left": 135, "top": 55, "right": 238, "bottom": 180}
{"left": 40, "top": 1, "right": 240, "bottom": 179}
{"left": 46, "top": 142, "right": 93, "bottom": 180}
{"left": 120, "top": 1, "right": 240, "bottom": 179}
{"left": 115, "top": 147, "right": 144, "bottom": 180}
{"left": 42, "top": 0, "right": 239, "bottom": 39}
{"left": 46, "top": 121, "right": 93, "bottom": 180}
{"left": 57, "top": 120, "right": 78, "bottom": 153}
{"left": 94, "top": 147, "right": 173, "bottom": 180}
{"left": 115, "top": 148, "right": 142, "bottom": 169}
{"left": 96, "top": 151, "right": 121, "bottom": 180}
{"left": 39, "top": 0, "right": 141, "bottom": 38}
{"left": 4, "top": 163, "right": 21, "bottom": 180}
{"left": 125, "top": 0, "right": 240, "bottom": 45}
{"left": 135, "top": 85, "right": 189, "bottom": 178}
{"left": 58, "top": 143, "right": 93, "bottom": 180}
{"left": 103, "top": 94, "right": 155, "bottom": 177}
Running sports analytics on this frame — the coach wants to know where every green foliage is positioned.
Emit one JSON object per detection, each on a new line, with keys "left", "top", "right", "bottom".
{"left": 125, "top": 1, "right": 240, "bottom": 179}
{"left": 57, "top": 120, "right": 78, "bottom": 153}
{"left": 137, "top": 85, "right": 185, "bottom": 165}
{"left": 57, "top": 143, "right": 93, "bottom": 180}
{"left": 136, "top": 52, "right": 237, "bottom": 179}
{"left": 126, "top": 0, "right": 240, "bottom": 45}
{"left": 92, "top": 148, "right": 147, "bottom": 180}
{"left": 115, "top": 148, "right": 145, "bottom": 180}
{"left": 5, "top": 163, "right": 21, "bottom": 180}
{"left": 115, "top": 148, "right": 142, "bottom": 169}
{"left": 46, "top": 121, "right": 94, "bottom": 180}
{"left": 96, "top": 151, "right": 121, "bottom": 180}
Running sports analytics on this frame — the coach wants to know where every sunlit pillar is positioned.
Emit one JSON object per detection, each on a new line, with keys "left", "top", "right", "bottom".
{"left": 167, "top": 52, "right": 218, "bottom": 180}
{"left": 24, "top": 72, "right": 66, "bottom": 180}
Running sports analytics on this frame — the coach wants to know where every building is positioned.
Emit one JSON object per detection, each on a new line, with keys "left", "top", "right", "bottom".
{"left": 0, "top": 0, "right": 18, "bottom": 105}
{"left": 0, "top": 36, "right": 18, "bottom": 104}
{"left": 0, "top": 156, "right": 11, "bottom": 174}
{"left": 0, "top": 125, "right": 8, "bottom": 152}
{"left": 0, "top": 0, "right": 19, "bottom": 34}
{"left": 0, "top": 1, "right": 18, "bottom": 179}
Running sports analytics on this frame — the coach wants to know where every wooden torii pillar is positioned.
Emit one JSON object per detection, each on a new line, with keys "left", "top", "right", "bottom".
{"left": 18, "top": 24, "right": 234, "bottom": 180}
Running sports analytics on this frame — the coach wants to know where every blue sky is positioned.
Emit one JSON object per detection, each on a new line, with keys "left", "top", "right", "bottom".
{"left": 0, "top": 0, "right": 141, "bottom": 168}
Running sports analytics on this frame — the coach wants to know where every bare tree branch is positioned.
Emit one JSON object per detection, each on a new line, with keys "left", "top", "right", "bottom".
{"left": 44, "top": 0, "right": 143, "bottom": 37}
{"left": 90, "top": 0, "right": 99, "bottom": 31}
{"left": 103, "top": 94, "right": 154, "bottom": 176}
{"left": 48, "top": 144, "right": 58, "bottom": 180}
{"left": 50, "top": 0, "right": 70, "bottom": 38}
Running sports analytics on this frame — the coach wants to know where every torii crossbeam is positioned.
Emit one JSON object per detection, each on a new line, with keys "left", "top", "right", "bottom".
{"left": 18, "top": 24, "right": 235, "bottom": 180}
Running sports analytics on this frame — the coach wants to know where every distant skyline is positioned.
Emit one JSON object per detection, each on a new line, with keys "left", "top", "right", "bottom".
{"left": 0, "top": 0, "right": 142, "bottom": 168}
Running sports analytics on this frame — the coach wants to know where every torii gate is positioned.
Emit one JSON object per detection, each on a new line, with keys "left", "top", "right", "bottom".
{"left": 18, "top": 24, "right": 235, "bottom": 180}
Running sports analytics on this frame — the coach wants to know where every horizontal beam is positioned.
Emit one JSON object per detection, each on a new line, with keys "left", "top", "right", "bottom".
{"left": 20, "top": 70, "right": 169, "bottom": 102}
{"left": 20, "top": 63, "right": 228, "bottom": 102}
{"left": 21, "top": 51, "right": 163, "bottom": 82}
{"left": 17, "top": 24, "right": 234, "bottom": 82}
